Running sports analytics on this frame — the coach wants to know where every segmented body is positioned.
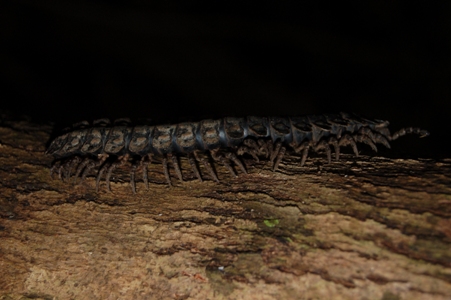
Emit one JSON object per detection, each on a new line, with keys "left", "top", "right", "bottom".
{"left": 47, "top": 112, "right": 429, "bottom": 192}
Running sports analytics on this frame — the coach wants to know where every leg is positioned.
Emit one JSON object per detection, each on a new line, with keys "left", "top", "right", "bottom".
{"left": 225, "top": 152, "right": 247, "bottom": 174}
{"left": 73, "top": 157, "right": 92, "bottom": 183}
{"left": 105, "top": 154, "right": 129, "bottom": 192}
{"left": 80, "top": 160, "right": 96, "bottom": 183}
{"left": 314, "top": 140, "right": 332, "bottom": 164}
{"left": 272, "top": 146, "right": 286, "bottom": 171}
{"left": 294, "top": 140, "right": 312, "bottom": 167}
{"left": 65, "top": 156, "right": 81, "bottom": 179}
{"left": 338, "top": 134, "right": 359, "bottom": 157}
{"left": 140, "top": 154, "right": 152, "bottom": 189}
{"left": 105, "top": 163, "right": 118, "bottom": 192}
{"left": 96, "top": 162, "right": 110, "bottom": 192}
{"left": 211, "top": 149, "right": 236, "bottom": 177}
{"left": 80, "top": 153, "right": 108, "bottom": 184}
{"left": 188, "top": 153, "right": 202, "bottom": 181}
{"left": 168, "top": 153, "right": 183, "bottom": 182}
{"left": 257, "top": 139, "right": 273, "bottom": 158}
{"left": 162, "top": 155, "right": 172, "bottom": 186}
{"left": 373, "top": 133, "right": 391, "bottom": 148}
{"left": 328, "top": 136, "right": 340, "bottom": 160}
{"left": 269, "top": 141, "right": 282, "bottom": 166}
{"left": 49, "top": 161, "right": 61, "bottom": 179}
{"left": 194, "top": 151, "right": 219, "bottom": 182}
{"left": 237, "top": 139, "right": 260, "bottom": 161}
{"left": 130, "top": 164, "right": 137, "bottom": 194}
{"left": 353, "top": 134, "right": 377, "bottom": 152}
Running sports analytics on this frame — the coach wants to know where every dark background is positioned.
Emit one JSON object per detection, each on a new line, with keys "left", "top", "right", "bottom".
{"left": 1, "top": 1, "right": 450, "bottom": 158}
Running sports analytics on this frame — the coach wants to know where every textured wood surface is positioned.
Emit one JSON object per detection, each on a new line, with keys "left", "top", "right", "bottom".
{"left": 0, "top": 119, "right": 450, "bottom": 300}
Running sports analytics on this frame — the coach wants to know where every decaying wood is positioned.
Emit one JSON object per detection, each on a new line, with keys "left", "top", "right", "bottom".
{"left": 0, "top": 118, "right": 450, "bottom": 300}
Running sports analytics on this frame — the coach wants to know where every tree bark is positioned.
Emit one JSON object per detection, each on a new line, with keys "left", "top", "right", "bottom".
{"left": 1, "top": 118, "right": 450, "bottom": 300}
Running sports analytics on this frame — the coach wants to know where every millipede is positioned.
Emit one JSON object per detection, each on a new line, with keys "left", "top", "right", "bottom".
{"left": 46, "top": 112, "right": 429, "bottom": 193}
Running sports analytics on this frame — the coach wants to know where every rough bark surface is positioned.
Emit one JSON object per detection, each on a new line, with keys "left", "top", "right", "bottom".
{"left": 0, "top": 118, "right": 450, "bottom": 300}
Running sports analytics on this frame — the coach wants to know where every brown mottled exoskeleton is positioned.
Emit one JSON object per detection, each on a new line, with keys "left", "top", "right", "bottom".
{"left": 47, "top": 113, "right": 429, "bottom": 193}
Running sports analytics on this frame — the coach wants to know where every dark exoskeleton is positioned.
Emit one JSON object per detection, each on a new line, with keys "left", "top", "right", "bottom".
{"left": 46, "top": 112, "right": 429, "bottom": 192}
